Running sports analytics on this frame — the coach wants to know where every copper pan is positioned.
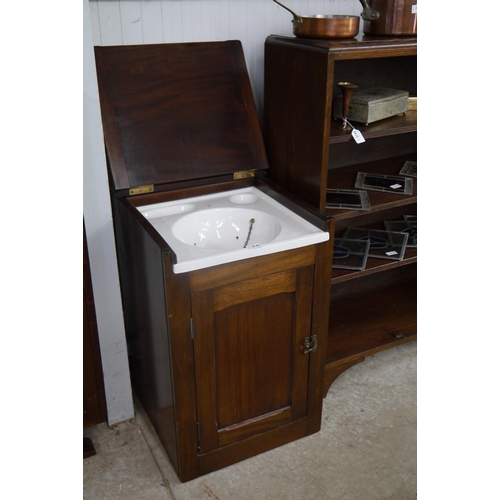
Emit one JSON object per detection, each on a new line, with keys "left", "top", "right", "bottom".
{"left": 362, "top": 0, "right": 417, "bottom": 36}
{"left": 273, "top": 0, "right": 378, "bottom": 39}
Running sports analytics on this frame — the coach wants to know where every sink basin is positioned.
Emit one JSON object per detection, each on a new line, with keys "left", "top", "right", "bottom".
{"left": 172, "top": 208, "right": 281, "bottom": 250}
{"left": 138, "top": 187, "right": 329, "bottom": 273}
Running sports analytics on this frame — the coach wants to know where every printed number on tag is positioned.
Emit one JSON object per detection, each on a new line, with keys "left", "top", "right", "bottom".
{"left": 351, "top": 129, "right": 365, "bottom": 144}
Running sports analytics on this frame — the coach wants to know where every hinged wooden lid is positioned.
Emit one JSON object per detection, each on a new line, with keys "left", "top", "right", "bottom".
{"left": 94, "top": 41, "right": 268, "bottom": 193}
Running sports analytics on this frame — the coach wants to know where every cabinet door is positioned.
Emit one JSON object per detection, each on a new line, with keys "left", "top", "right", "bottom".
{"left": 191, "top": 266, "right": 314, "bottom": 454}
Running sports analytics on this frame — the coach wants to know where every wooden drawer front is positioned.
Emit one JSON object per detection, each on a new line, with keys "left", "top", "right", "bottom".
{"left": 192, "top": 266, "right": 314, "bottom": 454}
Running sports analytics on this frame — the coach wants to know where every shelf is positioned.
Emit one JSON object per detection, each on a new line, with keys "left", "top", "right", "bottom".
{"left": 326, "top": 279, "right": 416, "bottom": 365}
{"left": 331, "top": 247, "right": 417, "bottom": 285}
{"left": 330, "top": 111, "right": 417, "bottom": 144}
{"left": 326, "top": 155, "right": 417, "bottom": 222}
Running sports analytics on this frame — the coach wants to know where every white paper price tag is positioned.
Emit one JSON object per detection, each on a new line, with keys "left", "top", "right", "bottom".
{"left": 351, "top": 128, "right": 365, "bottom": 144}
{"left": 390, "top": 183, "right": 402, "bottom": 190}
{"left": 386, "top": 251, "right": 398, "bottom": 256}
{"left": 412, "top": 5, "right": 417, "bottom": 14}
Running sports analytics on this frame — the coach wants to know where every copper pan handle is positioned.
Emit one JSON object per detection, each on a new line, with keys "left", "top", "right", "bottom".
{"left": 358, "top": 0, "right": 380, "bottom": 21}
{"left": 273, "top": 0, "right": 303, "bottom": 31}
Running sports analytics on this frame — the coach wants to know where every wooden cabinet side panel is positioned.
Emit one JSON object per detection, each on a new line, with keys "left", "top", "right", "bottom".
{"left": 111, "top": 197, "right": 179, "bottom": 473}
{"left": 264, "top": 42, "right": 331, "bottom": 209}
{"left": 306, "top": 221, "right": 335, "bottom": 432}
{"left": 166, "top": 270, "right": 203, "bottom": 480}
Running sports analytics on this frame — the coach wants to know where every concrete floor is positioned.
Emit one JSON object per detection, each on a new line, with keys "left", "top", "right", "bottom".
{"left": 83, "top": 342, "right": 416, "bottom": 500}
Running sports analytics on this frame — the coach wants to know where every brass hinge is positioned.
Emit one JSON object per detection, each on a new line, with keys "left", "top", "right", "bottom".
{"left": 233, "top": 169, "right": 256, "bottom": 180}
{"left": 129, "top": 185, "right": 154, "bottom": 196}
{"left": 302, "top": 335, "right": 318, "bottom": 354}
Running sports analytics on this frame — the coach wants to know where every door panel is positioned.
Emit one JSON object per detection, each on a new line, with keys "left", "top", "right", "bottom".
{"left": 192, "top": 266, "right": 314, "bottom": 454}
{"left": 214, "top": 293, "right": 294, "bottom": 427}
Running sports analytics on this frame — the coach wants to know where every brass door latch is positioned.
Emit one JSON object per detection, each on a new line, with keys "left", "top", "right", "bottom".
{"left": 302, "top": 335, "right": 318, "bottom": 354}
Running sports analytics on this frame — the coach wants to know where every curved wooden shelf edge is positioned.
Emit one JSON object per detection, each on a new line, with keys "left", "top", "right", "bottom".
{"left": 322, "top": 357, "right": 366, "bottom": 398}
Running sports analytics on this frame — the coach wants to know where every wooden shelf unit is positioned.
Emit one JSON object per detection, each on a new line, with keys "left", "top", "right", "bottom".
{"left": 263, "top": 34, "right": 417, "bottom": 396}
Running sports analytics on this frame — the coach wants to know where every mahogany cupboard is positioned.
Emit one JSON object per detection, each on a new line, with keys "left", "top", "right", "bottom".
{"left": 263, "top": 35, "right": 417, "bottom": 396}
{"left": 94, "top": 41, "right": 333, "bottom": 482}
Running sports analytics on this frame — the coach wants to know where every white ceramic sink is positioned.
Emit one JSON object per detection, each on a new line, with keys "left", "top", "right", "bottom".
{"left": 139, "top": 187, "right": 329, "bottom": 273}
{"left": 172, "top": 208, "right": 281, "bottom": 250}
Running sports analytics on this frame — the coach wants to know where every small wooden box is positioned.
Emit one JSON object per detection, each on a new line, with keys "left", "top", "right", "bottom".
{"left": 334, "top": 87, "right": 409, "bottom": 125}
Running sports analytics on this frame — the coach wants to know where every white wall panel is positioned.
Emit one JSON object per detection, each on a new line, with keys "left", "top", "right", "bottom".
{"left": 94, "top": 0, "right": 123, "bottom": 45}
{"left": 89, "top": 0, "right": 103, "bottom": 45}
{"left": 141, "top": 1, "right": 164, "bottom": 43}
{"left": 89, "top": 0, "right": 362, "bottom": 116}
{"left": 120, "top": 1, "right": 143, "bottom": 44}
{"left": 161, "top": 1, "right": 183, "bottom": 41}
{"left": 84, "top": 0, "right": 135, "bottom": 426}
